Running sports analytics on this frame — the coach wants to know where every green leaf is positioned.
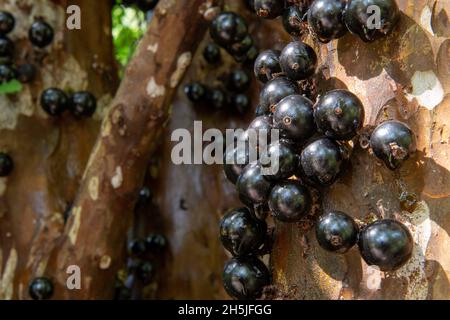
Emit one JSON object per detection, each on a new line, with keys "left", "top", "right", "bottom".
{"left": 0, "top": 80, "right": 22, "bottom": 95}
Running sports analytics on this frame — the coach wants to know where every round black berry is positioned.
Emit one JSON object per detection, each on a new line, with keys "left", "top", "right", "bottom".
{"left": 228, "top": 69, "right": 251, "bottom": 93}
{"left": 268, "top": 180, "right": 311, "bottom": 222}
{"left": 314, "top": 89, "right": 365, "bottom": 140}
{"left": 128, "top": 238, "right": 147, "bottom": 256}
{"left": 261, "top": 141, "right": 299, "bottom": 180}
{"left": 40, "top": 88, "right": 68, "bottom": 116}
{"left": 16, "top": 63, "right": 37, "bottom": 83}
{"left": 344, "top": 0, "right": 400, "bottom": 42}
{"left": 29, "top": 277, "right": 54, "bottom": 300}
{"left": 0, "top": 152, "right": 13, "bottom": 177}
{"left": 69, "top": 91, "right": 97, "bottom": 117}
{"left": 0, "top": 64, "right": 16, "bottom": 84}
{"left": 210, "top": 12, "right": 247, "bottom": 46}
{"left": 207, "top": 88, "right": 227, "bottom": 109}
{"left": 370, "top": 120, "right": 415, "bottom": 170}
{"left": 254, "top": 49, "right": 281, "bottom": 83}
{"left": 316, "top": 211, "right": 358, "bottom": 253}
{"left": 282, "top": 6, "right": 305, "bottom": 37}
{"left": 233, "top": 94, "right": 251, "bottom": 114}
{"left": 0, "top": 11, "right": 15, "bottom": 36}
{"left": 300, "top": 137, "right": 344, "bottom": 186}
{"left": 273, "top": 94, "right": 315, "bottom": 142}
{"left": 136, "top": 0, "right": 159, "bottom": 11}
{"left": 308, "top": 0, "right": 347, "bottom": 43}
{"left": 146, "top": 234, "right": 168, "bottom": 253}
{"left": 220, "top": 207, "right": 267, "bottom": 257}
{"left": 223, "top": 256, "right": 270, "bottom": 300}
{"left": 237, "top": 162, "right": 273, "bottom": 206}
{"left": 280, "top": 41, "right": 317, "bottom": 81}
{"left": 29, "top": 21, "right": 54, "bottom": 48}
{"left": 203, "top": 43, "right": 221, "bottom": 64}
{"left": 358, "top": 219, "right": 413, "bottom": 271}
{"left": 184, "top": 82, "right": 206, "bottom": 102}
{"left": 227, "top": 34, "right": 253, "bottom": 57}
{"left": 0, "top": 36, "right": 14, "bottom": 59}
{"left": 254, "top": 0, "right": 284, "bottom": 19}
{"left": 259, "top": 77, "right": 299, "bottom": 113}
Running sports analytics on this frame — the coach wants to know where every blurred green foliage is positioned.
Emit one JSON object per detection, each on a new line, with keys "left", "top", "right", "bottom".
{"left": 0, "top": 79, "right": 22, "bottom": 95}
{"left": 112, "top": 2, "right": 147, "bottom": 77}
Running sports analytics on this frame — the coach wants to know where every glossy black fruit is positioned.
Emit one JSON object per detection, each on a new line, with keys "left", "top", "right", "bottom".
{"left": 282, "top": 6, "right": 304, "bottom": 37}
{"left": 344, "top": 0, "right": 400, "bottom": 42}
{"left": 268, "top": 180, "right": 311, "bottom": 222}
{"left": 233, "top": 94, "right": 251, "bottom": 114}
{"left": 273, "top": 94, "right": 315, "bottom": 141}
{"left": 280, "top": 41, "right": 317, "bottom": 80}
{"left": 237, "top": 162, "right": 273, "bottom": 205}
{"left": 220, "top": 207, "right": 267, "bottom": 256}
{"left": 138, "top": 186, "right": 152, "bottom": 203}
{"left": 184, "top": 82, "right": 207, "bottom": 102}
{"left": 29, "top": 21, "right": 54, "bottom": 48}
{"left": 316, "top": 211, "right": 358, "bottom": 253}
{"left": 29, "top": 277, "right": 54, "bottom": 300}
{"left": 358, "top": 219, "right": 413, "bottom": 271}
{"left": 259, "top": 77, "right": 299, "bottom": 113}
{"left": 146, "top": 234, "right": 168, "bottom": 253}
{"left": 261, "top": 141, "right": 299, "bottom": 180}
{"left": 0, "top": 64, "right": 15, "bottom": 83}
{"left": 0, "top": 11, "right": 14, "bottom": 35}
{"left": 40, "top": 88, "right": 68, "bottom": 116}
{"left": 370, "top": 120, "right": 415, "bottom": 170}
{"left": 254, "top": 49, "right": 281, "bottom": 83}
{"left": 207, "top": 88, "right": 227, "bottom": 109}
{"left": 223, "top": 256, "right": 270, "bottom": 300}
{"left": 308, "top": 0, "right": 347, "bottom": 43}
{"left": 136, "top": 0, "right": 159, "bottom": 11}
{"left": 254, "top": 0, "right": 284, "bottom": 19}
{"left": 69, "top": 91, "right": 97, "bottom": 117}
{"left": 210, "top": 12, "right": 248, "bottom": 46}
{"left": 203, "top": 43, "right": 221, "bottom": 64}
{"left": 227, "top": 34, "right": 253, "bottom": 57}
{"left": 314, "top": 89, "right": 365, "bottom": 140}
{"left": 128, "top": 238, "right": 147, "bottom": 256}
{"left": 0, "top": 152, "right": 13, "bottom": 177}
{"left": 0, "top": 36, "right": 14, "bottom": 59}
{"left": 228, "top": 69, "right": 251, "bottom": 93}
{"left": 16, "top": 63, "right": 37, "bottom": 83}
{"left": 300, "top": 137, "right": 344, "bottom": 186}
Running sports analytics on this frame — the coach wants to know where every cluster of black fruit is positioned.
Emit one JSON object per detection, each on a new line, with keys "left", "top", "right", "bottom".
{"left": 250, "top": 0, "right": 400, "bottom": 43}
{"left": 40, "top": 88, "right": 97, "bottom": 118}
{"left": 115, "top": 187, "right": 168, "bottom": 300}
{"left": 185, "top": 67, "right": 252, "bottom": 114}
{"left": 184, "top": 11, "right": 260, "bottom": 114}
{"left": 0, "top": 10, "right": 55, "bottom": 85}
{"left": 218, "top": 0, "right": 413, "bottom": 299}
{"left": 119, "top": 0, "right": 159, "bottom": 12}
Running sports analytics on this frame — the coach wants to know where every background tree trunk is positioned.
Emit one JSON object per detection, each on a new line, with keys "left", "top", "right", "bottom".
{"left": 0, "top": 0, "right": 449, "bottom": 300}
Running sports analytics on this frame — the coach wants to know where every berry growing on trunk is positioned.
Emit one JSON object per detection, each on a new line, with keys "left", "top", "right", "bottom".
{"left": 254, "top": 0, "right": 284, "bottom": 19}
{"left": 0, "top": 11, "right": 15, "bottom": 35}
{"left": 308, "top": 0, "right": 347, "bottom": 43}
{"left": 40, "top": 88, "right": 68, "bottom": 116}
{"left": 315, "top": 211, "right": 359, "bottom": 253}
{"left": 210, "top": 12, "right": 248, "bottom": 46}
{"left": 69, "top": 91, "right": 97, "bottom": 117}
{"left": 259, "top": 77, "right": 299, "bottom": 113}
{"left": 254, "top": 49, "right": 282, "bottom": 83}
{"left": 29, "top": 277, "right": 54, "bottom": 300}
{"left": 280, "top": 41, "right": 317, "bottom": 80}
{"left": 29, "top": 21, "right": 54, "bottom": 48}
{"left": 268, "top": 179, "right": 311, "bottom": 222}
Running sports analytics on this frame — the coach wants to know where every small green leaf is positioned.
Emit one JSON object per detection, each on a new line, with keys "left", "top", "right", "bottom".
{"left": 0, "top": 80, "right": 22, "bottom": 95}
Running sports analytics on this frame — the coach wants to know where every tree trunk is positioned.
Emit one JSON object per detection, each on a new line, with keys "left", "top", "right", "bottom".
{"left": 0, "top": 0, "right": 449, "bottom": 300}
